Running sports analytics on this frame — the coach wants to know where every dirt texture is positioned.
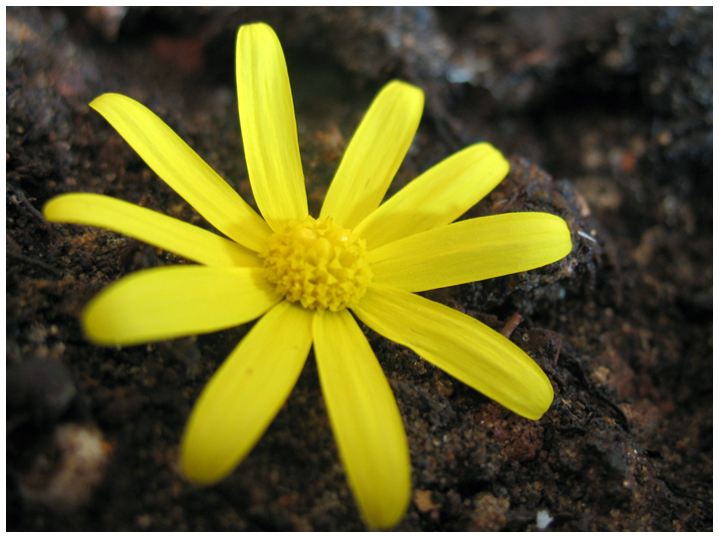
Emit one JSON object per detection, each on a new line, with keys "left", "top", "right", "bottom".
{"left": 7, "top": 7, "right": 712, "bottom": 531}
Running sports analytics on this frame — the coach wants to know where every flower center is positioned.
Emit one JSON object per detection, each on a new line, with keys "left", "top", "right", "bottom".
{"left": 259, "top": 216, "right": 372, "bottom": 312}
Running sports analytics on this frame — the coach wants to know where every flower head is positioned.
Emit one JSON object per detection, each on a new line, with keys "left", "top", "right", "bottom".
{"left": 43, "top": 23, "right": 572, "bottom": 529}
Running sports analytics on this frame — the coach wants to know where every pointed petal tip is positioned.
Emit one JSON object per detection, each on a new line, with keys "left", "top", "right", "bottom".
{"left": 521, "top": 374, "right": 555, "bottom": 421}
{"left": 87, "top": 92, "right": 110, "bottom": 110}
{"left": 364, "top": 503, "right": 409, "bottom": 530}
{"left": 88, "top": 92, "right": 132, "bottom": 114}
{"left": 41, "top": 195, "right": 61, "bottom": 222}
{"left": 476, "top": 141, "right": 511, "bottom": 174}
{"left": 237, "top": 22, "right": 281, "bottom": 53}
{"left": 178, "top": 448, "right": 229, "bottom": 486}
{"left": 238, "top": 21, "right": 276, "bottom": 36}
{"left": 362, "top": 482, "right": 411, "bottom": 529}
{"left": 385, "top": 78, "right": 425, "bottom": 101}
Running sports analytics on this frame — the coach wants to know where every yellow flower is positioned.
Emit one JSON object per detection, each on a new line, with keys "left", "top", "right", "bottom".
{"left": 43, "top": 23, "right": 571, "bottom": 529}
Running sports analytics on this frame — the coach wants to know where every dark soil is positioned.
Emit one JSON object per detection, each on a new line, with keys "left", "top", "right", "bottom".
{"left": 7, "top": 7, "right": 712, "bottom": 531}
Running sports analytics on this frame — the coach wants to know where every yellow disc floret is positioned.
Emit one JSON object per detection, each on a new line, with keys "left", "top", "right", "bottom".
{"left": 260, "top": 216, "right": 373, "bottom": 311}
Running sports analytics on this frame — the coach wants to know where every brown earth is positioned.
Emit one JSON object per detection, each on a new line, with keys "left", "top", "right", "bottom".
{"left": 7, "top": 7, "right": 712, "bottom": 531}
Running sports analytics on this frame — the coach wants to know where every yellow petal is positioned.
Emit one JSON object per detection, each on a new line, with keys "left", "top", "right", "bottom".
{"left": 369, "top": 212, "right": 572, "bottom": 292}
{"left": 353, "top": 285, "right": 554, "bottom": 420}
{"left": 180, "top": 301, "right": 313, "bottom": 484}
{"left": 236, "top": 23, "right": 308, "bottom": 230}
{"left": 355, "top": 143, "right": 510, "bottom": 249}
{"left": 320, "top": 81, "right": 424, "bottom": 229}
{"left": 313, "top": 310, "right": 410, "bottom": 529}
{"left": 43, "top": 193, "right": 261, "bottom": 268}
{"left": 90, "top": 93, "right": 271, "bottom": 252}
{"left": 83, "top": 266, "right": 280, "bottom": 346}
